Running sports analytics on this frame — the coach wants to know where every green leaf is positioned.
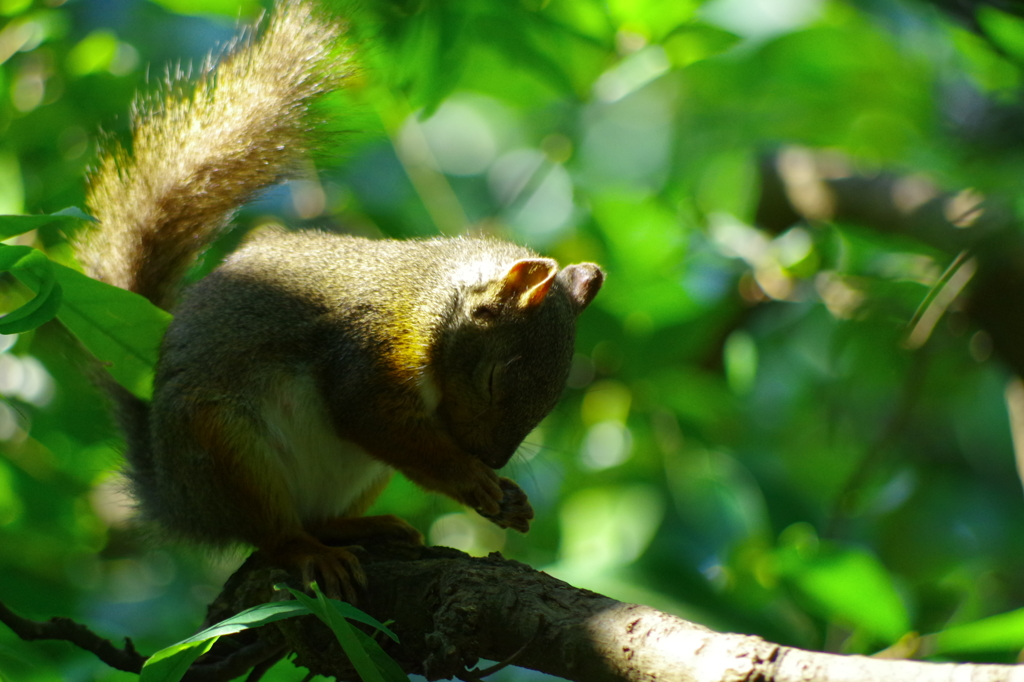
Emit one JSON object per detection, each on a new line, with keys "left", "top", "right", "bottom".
{"left": 287, "top": 585, "right": 329, "bottom": 619}
{"left": 273, "top": 583, "right": 399, "bottom": 642}
{"left": 140, "top": 601, "right": 316, "bottom": 682}
{"left": 286, "top": 585, "right": 408, "bottom": 682}
{"left": 2, "top": 243, "right": 170, "bottom": 397}
{"left": 0, "top": 244, "right": 63, "bottom": 334}
{"left": 318, "top": 596, "right": 403, "bottom": 678}
{"left": 177, "top": 601, "right": 315, "bottom": 641}
{"left": 590, "top": 192, "right": 701, "bottom": 327}
{"left": 68, "top": 30, "right": 119, "bottom": 76}
{"left": 319, "top": 604, "right": 389, "bottom": 682}
{"left": 663, "top": 23, "right": 741, "bottom": 67}
{"left": 776, "top": 533, "right": 910, "bottom": 643}
{"left": 977, "top": 6, "right": 1024, "bottom": 63}
{"left": 694, "top": 149, "right": 758, "bottom": 220}
{"left": 323, "top": 599, "right": 399, "bottom": 643}
{"left": 349, "top": 626, "right": 410, "bottom": 682}
{"left": 609, "top": 0, "right": 699, "bottom": 42}
{"left": 139, "top": 638, "right": 217, "bottom": 682}
{"left": 932, "top": 607, "right": 1024, "bottom": 655}
{"left": 475, "top": 15, "right": 577, "bottom": 98}
{"left": 54, "top": 265, "right": 171, "bottom": 399}
{"left": 0, "top": 207, "right": 94, "bottom": 240}
{"left": 723, "top": 330, "right": 758, "bottom": 395}
{"left": 288, "top": 588, "right": 383, "bottom": 682}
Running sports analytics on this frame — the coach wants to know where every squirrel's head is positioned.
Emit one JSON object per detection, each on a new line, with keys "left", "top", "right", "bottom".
{"left": 430, "top": 255, "right": 604, "bottom": 469}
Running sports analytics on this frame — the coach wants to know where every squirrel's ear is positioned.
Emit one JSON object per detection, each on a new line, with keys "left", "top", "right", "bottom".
{"left": 561, "top": 263, "right": 604, "bottom": 313}
{"left": 497, "top": 258, "right": 558, "bottom": 311}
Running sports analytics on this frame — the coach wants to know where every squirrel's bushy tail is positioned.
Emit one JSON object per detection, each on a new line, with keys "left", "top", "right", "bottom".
{"left": 76, "top": 0, "right": 347, "bottom": 504}
{"left": 78, "top": 0, "right": 347, "bottom": 310}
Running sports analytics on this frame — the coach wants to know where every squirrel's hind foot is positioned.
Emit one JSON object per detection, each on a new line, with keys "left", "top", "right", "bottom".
{"left": 263, "top": 534, "right": 366, "bottom": 602}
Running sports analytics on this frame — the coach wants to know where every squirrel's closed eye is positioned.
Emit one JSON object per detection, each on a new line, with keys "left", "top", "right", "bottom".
{"left": 487, "top": 363, "right": 502, "bottom": 399}
{"left": 473, "top": 305, "right": 497, "bottom": 321}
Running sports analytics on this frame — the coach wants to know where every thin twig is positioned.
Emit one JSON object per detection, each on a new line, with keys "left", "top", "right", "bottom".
{"left": 0, "top": 600, "right": 146, "bottom": 673}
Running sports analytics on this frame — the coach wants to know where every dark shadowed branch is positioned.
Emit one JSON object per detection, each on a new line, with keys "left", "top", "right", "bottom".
{"left": 8, "top": 546, "right": 1023, "bottom": 682}
{"left": 0, "top": 600, "right": 146, "bottom": 674}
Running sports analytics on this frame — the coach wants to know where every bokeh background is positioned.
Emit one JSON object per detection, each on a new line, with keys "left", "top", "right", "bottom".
{"left": 3, "top": 0, "right": 1024, "bottom": 679}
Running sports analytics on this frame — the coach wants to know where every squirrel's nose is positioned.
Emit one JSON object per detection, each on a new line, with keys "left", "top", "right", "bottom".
{"left": 478, "top": 445, "right": 517, "bottom": 470}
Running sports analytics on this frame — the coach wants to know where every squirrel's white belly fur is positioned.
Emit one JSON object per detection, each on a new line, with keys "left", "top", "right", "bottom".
{"left": 260, "top": 372, "right": 391, "bottom": 523}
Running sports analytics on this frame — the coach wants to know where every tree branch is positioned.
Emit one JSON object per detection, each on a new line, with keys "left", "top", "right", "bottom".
{"left": 755, "top": 150, "right": 1024, "bottom": 379}
{"left": 4, "top": 545, "right": 1024, "bottom": 681}
{"left": 0, "top": 600, "right": 146, "bottom": 674}
{"left": 201, "top": 545, "right": 1024, "bottom": 682}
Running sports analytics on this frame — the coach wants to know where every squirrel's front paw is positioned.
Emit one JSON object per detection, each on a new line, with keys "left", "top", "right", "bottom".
{"left": 479, "top": 477, "right": 534, "bottom": 533}
{"left": 457, "top": 462, "right": 504, "bottom": 517}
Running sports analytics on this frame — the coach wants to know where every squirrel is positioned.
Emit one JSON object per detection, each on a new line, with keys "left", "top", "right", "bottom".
{"left": 74, "top": 0, "right": 603, "bottom": 600}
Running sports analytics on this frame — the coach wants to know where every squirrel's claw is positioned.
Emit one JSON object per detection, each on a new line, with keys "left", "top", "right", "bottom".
{"left": 299, "top": 547, "right": 365, "bottom": 603}
{"left": 265, "top": 535, "right": 367, "bottom": 603}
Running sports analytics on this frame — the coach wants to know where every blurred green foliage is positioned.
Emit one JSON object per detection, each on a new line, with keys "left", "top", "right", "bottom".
{"left": 3, "top": 0, "right": 1024, "bottom": 680}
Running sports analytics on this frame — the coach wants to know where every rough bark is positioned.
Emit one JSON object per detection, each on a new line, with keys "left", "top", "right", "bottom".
{"left": 194, "top": 545, "right": 1024, "bottom": 682}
